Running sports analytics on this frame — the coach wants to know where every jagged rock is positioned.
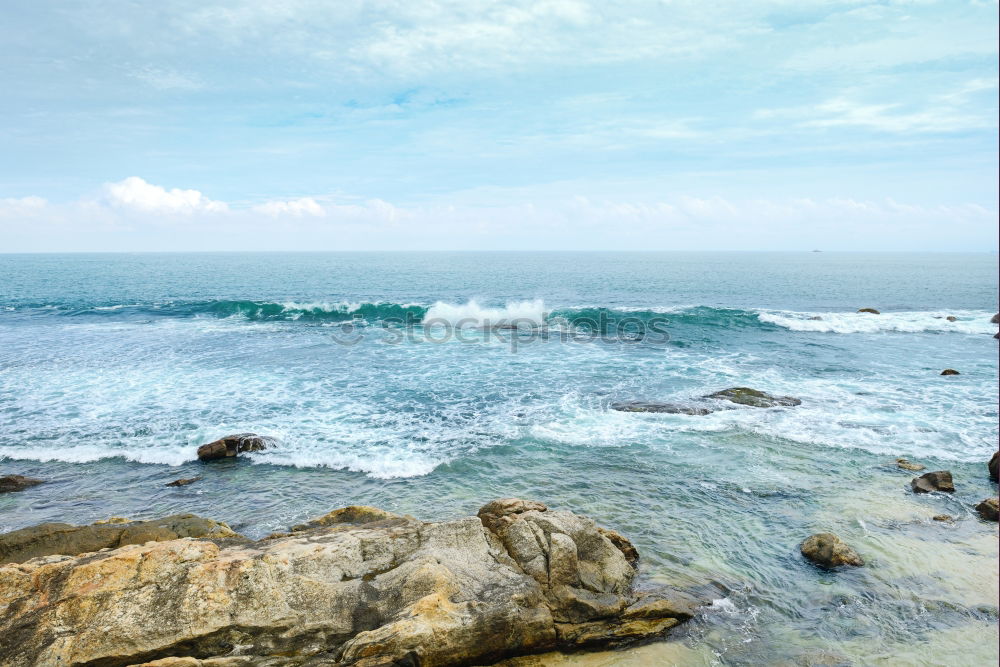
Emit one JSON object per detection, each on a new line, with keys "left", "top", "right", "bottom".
{"left": 166, "top": 477, "right": 201, "bottom": 487}
{"left": 610, "top": 401, "right": 713, "bottom": 415}
{"left": 598, "top": 527, "right": 640, "bottom": 568}
{"left": 992, "top": 313, "right": 1000, "bottom": 324}
{"left": 0, "top": 500, "right": 695, "bottom": 667}
{"left": 0, "top": 514, "right": 241, "bottom": 564}
{"left": 703, "top": 387, "right": 801, "bottom": 408}
{"left": 989, "top": 451, "right": 998, "bottom": 482}
{"left": 940, "top": 369, "right": 960, "bottom": 376}
{"left": 0, "top": 475, "right": 44, "bottom": 493}
{"left": 910, "top": 471, "right": 955, "bottom": 494}
{"left": 857, "top": 308, "right": 880, "bottom": 314}
{"left": 895, "top": 458, "right": 925, "bottom": 472}
{"left": 976, "top": 498, "right": 999, "bottom": 521}
{"left": 800, "top": 533, "right": 864, "bottom": 568}
{"left": 196, "top": 433, "right": 274, "bottom": 461}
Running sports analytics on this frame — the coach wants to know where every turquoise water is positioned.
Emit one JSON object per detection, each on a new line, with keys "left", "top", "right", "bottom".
{"left": 0, "top": 252, "right": 997, "bottom": 665}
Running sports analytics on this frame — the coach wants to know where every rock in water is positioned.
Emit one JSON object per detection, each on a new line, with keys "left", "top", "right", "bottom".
{"left": 800, "top": 533, "right": 864, "bottom": 568}
{"left": 165, "top": 476, "right": 201, "bottom": 487}
{"left": 703, "top": 387, "right": 801, "bottom": 408}
{"left": 992, "top": 313, "right": 1000, "bottom": 324}
{"left": 975, "top": 498, "right": 999, "bottom": 521}
{"left": 932, "top": 515, "right": 953, "bottom": 522}
{"left": 858, "top": 308, "right": 880, "bottom": 314}
{"left": 940, "top": 369, "right": 960, "bottom": 376}
{"left": 989, "top": 451, "right": 999, "bottom": 482}
{"left": 946, "top": 316, "right": 957, "bottom": 322}
{"left": 611, "top": 401, "right": 713, "bottom": 415}
{"left": 896, "top": 458, "right": 925, "bottom": 472}
{"left": 0, "top": 514, "right": 240, "bottom": 564}
{"left": 910, "top": 471, "right": 955, "bottom": 493}
{"left": 0, "top": 499, "right": 695, "bottom": 667}
{"left": 0, "top": 475, "right": 44, "bottom": 493}
{"left": 196, "top": 433, "right": 274, "bottom": 461}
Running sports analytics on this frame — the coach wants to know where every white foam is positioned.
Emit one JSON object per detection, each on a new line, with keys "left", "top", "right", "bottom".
{"left": 423, "top": 299, "right": 547, "bottom": 327}
{"left": 757, "top": 309, "right": 996, "bottom": 335}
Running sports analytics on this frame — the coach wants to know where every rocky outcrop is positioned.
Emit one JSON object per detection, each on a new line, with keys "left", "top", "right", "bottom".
{"left": 989, "top": 451, "right": 998, "bottom": 482}
{"left": 0, "top": 500, "right": 695, "bottom": 667}
{"left": 910, "top": 471, "right": 955, "bottom": 494}
{"left": 703, "top": 387, "right": 801, "bottom": 408}
{"left": 975, "top": 498, "right": 999, "bottom": 521}
{"left": 800, "top": 533, "right": 864, "bottom": 568}
{"left": 0, "top": 514, "right": 240, "bottom": 564}
{"left": 611, "top": 401, "right": 713, "bottom": 415}
{"left": 0, "top": 475, "right": 44, "bottom": 493}
{"left": 895, "top": 458, "right": 925, "bottom": 472}
{"left": 857, "top": 308, "right": 880, "bottom": 314}
{"left": 196, "top": 433, "right": 274, "bottom": 461}
{"left": 939, "top": 369, "right": 960, "bottom": 376}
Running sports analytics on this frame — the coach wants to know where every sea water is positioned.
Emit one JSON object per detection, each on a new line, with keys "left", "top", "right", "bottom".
{"left": 0, "top": 252, "right": 997, "bottom": 666}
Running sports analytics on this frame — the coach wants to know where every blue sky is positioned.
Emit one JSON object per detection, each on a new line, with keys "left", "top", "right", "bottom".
{"left": 1, "top": 0, "right": 997, "bottom": 251}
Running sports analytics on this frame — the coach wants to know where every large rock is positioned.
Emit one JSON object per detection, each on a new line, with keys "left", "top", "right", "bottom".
{"left": 703, "top": 387, "right": 801, "bottom": 408}
{"left": 0, "top": 475, "right": 44, "bottom": 493}
{"left": 858, "top": 308, "right": 880, "bottom": 314}
{"left": 0, "top": 500, "right": 694, "bottom": 667}
{"left": 976, "top": 498, "right": 999, "bottom": 521}
{"left": 910, "top": 471, "right": 955, "bottom": 494}
{"left": 939, "top": 369, "right": 960, "bottom": 376}
{"left": 610, "top": 401, "right": 713, "bottom": 415}
{"left": 0, "top": 514, "right": 240, "bottom": 564}
{"left": 800, "top": 533, "right": 864, "bottom": 568}
{"left": 989, "top": 451, "right": 999, "bottom": 482}
{"left": 196, "top": 433, "right": 274, "bottom": 461}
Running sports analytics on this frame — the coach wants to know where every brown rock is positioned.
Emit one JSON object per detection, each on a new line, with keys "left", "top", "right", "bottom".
{"left": 975, "top": 498, "right": 999, "bottom": 521}
{"left": 940, "top": 369, "right": 960, "bottom": 376}
{"left": 910, "top": 471, "right": 955, "bottom": 494}
{"left": 0, "top": 475, "right": 44, "bottom": 493}
{"left": 703, "top": 387, "right": 801, "bottom": 408}
{"left": 196, "top": 433, "right": 273, "bottom": 461}
{"left": 0, "top": 514, "right": 241, "bottom": 564}
{"left": 857, "top": 308, "right": 880, "bottom": 314}
{"left": 290, "top": 505, "right": 406, "bottom": 532}
{"left": 932, "top": 515, "right": 953, "bottom": 522}
{"left": 896, "top": 458, "right": 925, "bottom": 472}
{"left": 0, "top": 500, "right": 696, "bottom": 667}
{"left": 800, "top": 533, "right": 864, "bottom": 568}
{"left": 989, "top": 451, "right": 999, "bottom": 482}
{"left": 946, "top": 316, "right": 957, "bottom": 322}
{"left": 165, "top": 477, "right": 201, "bottom": 487}
{"left": 598, "top": 527, "right": 640, "bottom": 568}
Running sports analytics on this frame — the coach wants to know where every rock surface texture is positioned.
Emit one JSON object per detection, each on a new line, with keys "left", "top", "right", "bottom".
{"left": 703, "top": 387, "right": 801, "bottom": 408}
{"left": 196, "top": 433, "right": 274, "bottom": 461}
{"left": 910, "top": 471, "right": 955, "bottom": 494}
{"left": 0, "top": 475, "right": 44, "bottom": 493}
{"left": 975, "top": 498, "right": 999, "bottom": 521}
{"left": 800, "top": 533, "right": 864, "bottom": 568}
{"left": 610, "top": 401, "right": 714, "bottom": 415}
{"left": 989, "top": 451, "right": 999, "bottom": 482}
{"left": 0, "top": 499, "right": 694, "bottom": 667}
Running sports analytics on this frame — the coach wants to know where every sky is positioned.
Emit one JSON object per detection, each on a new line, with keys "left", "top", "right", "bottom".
{"left": 0, "top": 0, "right": 997, "bottom": 251}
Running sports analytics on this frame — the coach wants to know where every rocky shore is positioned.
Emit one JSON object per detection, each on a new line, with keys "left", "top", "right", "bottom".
{"left": 0, "top": 499, "right": 696, "bottom": 667}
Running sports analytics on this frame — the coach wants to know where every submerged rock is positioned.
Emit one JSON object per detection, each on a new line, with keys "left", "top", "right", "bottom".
{"left": 989, "top": 451, "right": 998, "bottom": 482}
{"left": 975, "top": 498, "right": 999, "bottom": 521}
{"left": 0, "top": 475, "right": 44, "bottom": 493}
{"left": 857, "top": 308, "right": 880, "bottom": 314}
{"left": 0, "top": 499, "right": 695, "bottom": 667}
{"left": 0, "top": 514, "right": 240, "bottom": 564}
{"left": 940, "top": 369, "right": 960, "bottom": 376}
{"left": 910, "top": 471, "right": 955, "bottom": 494}
{"left": 800, "top": 533, "right": 864, "bottom": 568}
{"left": 895, "top": 458, "right": 925, "bottom": 472}
{"left": 611, "top": 401, "right": 713, "bottom": 415}
{"left": 196, "top": 433, "right": 274, "bottom": 461}
{"left": 703, "top": 387, "right": 801, "bottom": 408}
{"left": 165, "top": 476, "right": 201, "bottom": 487}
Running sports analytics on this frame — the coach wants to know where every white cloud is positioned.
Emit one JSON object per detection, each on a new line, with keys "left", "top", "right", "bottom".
{"left": 103, "top": 177, "right": 228, "bottom": 214}
{"left": 253, "top": 197, "right": 325, "bottom": 217}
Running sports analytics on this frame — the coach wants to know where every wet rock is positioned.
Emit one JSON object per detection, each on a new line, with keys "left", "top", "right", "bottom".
{"left": 896, "top": 458, "right": 925, "bottom": 472}
{"left": 910, "top": 470, "right": 955, "bottom": 494}
{"left": 597, "top": 527, "right": 640, "bottom": 568}
{"left": 992, "top": 313, "right": 1000, "bottom": 324}
{"left": 946, "top": 316, "right": 957, "bottom": 322}
{"left": 703, "top": 387, "right": 801, "bottom": 408}
{"left": 989, "top": 451, "right": 998, "bottom": 482}
{"left": 611, "top": 401, "right": 713, "bottom": 415}
{"left": 940, "top": 369, "right": 960, "bottom": 376}
{"left": 0, "top": 514, "right": 241, "bottom": 564}
{"left": 808, "top": 316, "right": 823, "bottom": 321}
{"left": 0, "top": 500, "right": 696, "bottom": 667}
{"left": 932, "top": 515, "right": 953, "bottom": 522}
{"left": 800, "top": 533, "right": 864, "bottom": 568}
{"left": 165, "top": 476, "right": 201, "bottom": 487}
{"left": 290, "top": 505, "right": 406, "bottom": 532}
{"left": 196, "top": 433, "right": 274, "bottom": 461}
{"left": 0, "top": 475, "right": 44, "bottom": 493}
{"left": 975, "top": 498, "right": 999, "bottom": 521}
{"left": 857, "top": 308, "right": 880, "bottom": 314}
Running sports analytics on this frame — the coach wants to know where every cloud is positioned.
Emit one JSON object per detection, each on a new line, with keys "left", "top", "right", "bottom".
{"left": 103, "top": 177, "right": 228, "bottom": 214}
{"left": 253, "top": 197, "right": 325, "bottom": 217}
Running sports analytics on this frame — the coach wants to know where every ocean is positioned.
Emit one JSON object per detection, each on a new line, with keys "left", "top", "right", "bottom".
{"left": 0, "top": 251, "right": 997, "bottom": 666}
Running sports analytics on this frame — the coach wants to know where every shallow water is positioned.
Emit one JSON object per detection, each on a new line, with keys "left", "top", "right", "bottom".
{"left": 0, "top": 252, "right": 997, "bottom": 666}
